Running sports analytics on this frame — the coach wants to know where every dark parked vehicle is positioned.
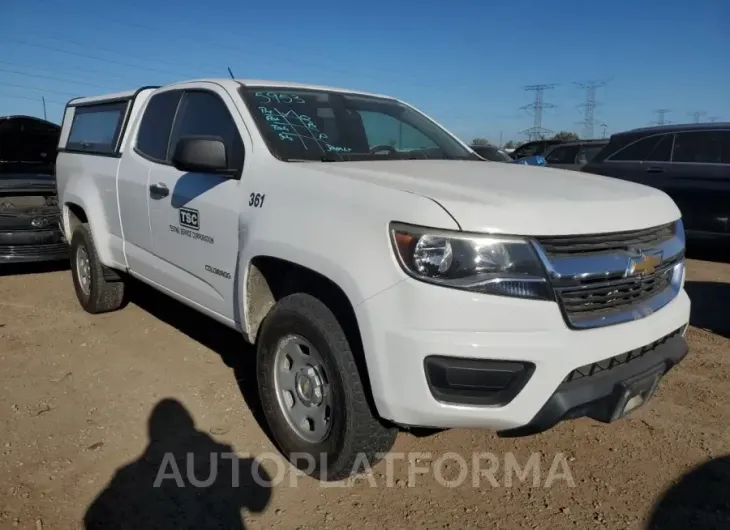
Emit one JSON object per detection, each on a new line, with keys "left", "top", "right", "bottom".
{"left": 0, "top": 115, "right": 67, "bottom": 264}
{"left": 543, "top": 139, "right": 608, "bottom": 171}
{"left": 581, "top": 123, "right": 730, "bottom": 240}
{"left": 509, "top": 139, "right": 565, "bottom": 160}
{"left": 470, "top": 144, "right": 513, "bottom": 162}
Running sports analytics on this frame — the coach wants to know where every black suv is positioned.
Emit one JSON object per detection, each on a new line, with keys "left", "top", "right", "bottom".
{"left": 0, "top": 115, "right": 67, "bottom": 264}
{"left": 582, "top": 123, "right": 730, "bottom": 240}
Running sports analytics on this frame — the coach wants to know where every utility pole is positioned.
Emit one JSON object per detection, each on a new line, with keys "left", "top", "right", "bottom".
{"left": 652, "top": 108, "right": 671, "bottom": 126}
{"left": 575, "top": 79, "right": 609, "bottom": 139}
{"left": 519, "top": 84, "right": 557, "bottom": 141}
{"left": 599, "top": 122, "right": 608, "bottom": 139}
{"left": 689, "top": 111, "right": 707, "bottom": 123}
{"left": 42, "top": 97, "right": 47, "bottom": 121}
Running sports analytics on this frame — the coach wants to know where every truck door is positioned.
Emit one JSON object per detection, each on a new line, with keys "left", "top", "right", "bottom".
{"left": 146, "top": 88, "right": 247, "bottom": 320}
{"left": 117, "top": 90, "right": 183, "bottom": 276}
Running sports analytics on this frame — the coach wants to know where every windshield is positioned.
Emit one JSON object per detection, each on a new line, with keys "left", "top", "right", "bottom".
{"left": 239, "top": 87, "right": 477, "bottom": 162}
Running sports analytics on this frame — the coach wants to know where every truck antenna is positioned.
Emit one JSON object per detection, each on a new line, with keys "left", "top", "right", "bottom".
{"left": 227, "top": 67, "right": 235, "bottom": 80}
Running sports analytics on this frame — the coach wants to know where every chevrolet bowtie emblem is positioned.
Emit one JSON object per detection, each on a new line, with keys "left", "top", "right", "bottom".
{"left": 627, "top": 251, "right": 663, "bottom": 277}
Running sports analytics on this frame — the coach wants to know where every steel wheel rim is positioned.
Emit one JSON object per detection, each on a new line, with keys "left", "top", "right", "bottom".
{"left": 76, "top": 245, "right": 91, "bottom": 296}
{"left": 272, "top": 334, "right": 333, "bottom": 444}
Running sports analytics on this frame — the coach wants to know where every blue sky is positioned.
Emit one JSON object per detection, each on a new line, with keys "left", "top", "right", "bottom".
{"left": 3, "top": 0, "right": 728, "bottom": 144}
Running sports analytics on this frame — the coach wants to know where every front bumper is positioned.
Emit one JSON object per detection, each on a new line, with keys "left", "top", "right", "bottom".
{"left": 498, "top": 330, "right": 688, "bottom": 436}
{"left": 355, "top": 278, "right": 691, "bottom": 432}
{"left": 0, "top": 228, "right": 69, "bottom": 264}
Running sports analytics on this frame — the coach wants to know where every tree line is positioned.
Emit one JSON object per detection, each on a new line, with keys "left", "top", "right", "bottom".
{"left": 471, "top": 131, "right": 580, "bottom": 148}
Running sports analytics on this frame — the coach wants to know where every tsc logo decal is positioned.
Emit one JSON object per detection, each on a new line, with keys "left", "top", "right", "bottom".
{"left": 169, "top": 206, "right": 213, "bottom": 244}
{"left": 179, "top": 207, "right": 199, "bottom": 230}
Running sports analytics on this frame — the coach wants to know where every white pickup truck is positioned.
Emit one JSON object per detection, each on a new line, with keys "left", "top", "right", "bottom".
{"left": 56, "top": 79, "right": 690, "bottom": 480}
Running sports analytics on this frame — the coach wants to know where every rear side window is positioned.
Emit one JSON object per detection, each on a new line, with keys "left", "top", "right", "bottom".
{"left": 169, "top": 91, "right": 244, "bottom": 172}
{"left": 645, "top": 134, "right": 673, "bottom": 162}
{"left": 135, "top": 91, "right": 183, "bottom": 162}
{"left": 576, "top": 145, "right": 604, "bottom": 164}
{"left": 607, "top": 135, "right": 661, "bottom": 162}
{"left": 546, "top": 145, "right": 579, "bottom": 164}
{"left": 672, "top": 131, "right": 728, "bottom": 163}
{"left": 67, "top": 101, "right": 128, "bottom": 154}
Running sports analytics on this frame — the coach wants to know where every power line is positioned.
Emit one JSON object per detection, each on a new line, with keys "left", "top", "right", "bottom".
{"left": 0, "top": 92, "right": 66, "bottom": 105}
{"left": 0, "top": 59, "right": 132, "bottom": 83}
{"left": 6, "top": 39, "right": 203, "bottom": 80}
{"left": 19, "top": 4, "right": 453, "bottom": 92}
{"left": 519, "top": 84, "right": 557, "bottom": 141}
{"left": 0, "top": 66, "right": 118, "bottom": 91}
{"left": 0, "top": 81, "right": 81, "bottom": 98}
{"left": 575, "top": 79, "right": 609, "bottom": 139}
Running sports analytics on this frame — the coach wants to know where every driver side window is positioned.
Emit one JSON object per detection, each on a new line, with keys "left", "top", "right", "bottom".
{"left": 358, "top": 111, "right": 438, "bottom": 151}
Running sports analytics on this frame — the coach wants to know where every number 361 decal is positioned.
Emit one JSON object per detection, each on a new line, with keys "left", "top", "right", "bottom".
{"left": 249, "top": 193, "right": 266, "bottom": 208}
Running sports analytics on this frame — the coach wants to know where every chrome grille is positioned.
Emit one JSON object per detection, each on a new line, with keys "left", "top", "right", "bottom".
{"left": 556, "top": 265, "right": 673, "bottom": 319}
{"left": 534, "top": 221, "right": 685, "bottom": 329}
{"left": 535, "top": 222, "right": 675, "bottom": 258}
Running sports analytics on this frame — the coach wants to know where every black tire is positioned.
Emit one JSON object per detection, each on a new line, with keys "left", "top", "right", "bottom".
{"left": 70, "top": 223, "right": 126, "bottom": 314}
{"left": 257, "top": 293, "right": 397, "bottom": 481}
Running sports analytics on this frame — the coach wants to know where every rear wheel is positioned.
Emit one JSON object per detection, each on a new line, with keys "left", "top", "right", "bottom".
{"left": 257, "top": 293, "right": 397, "bottom": 481}
{"left": 70, "top": 223, "right": 126, "bottom": 314}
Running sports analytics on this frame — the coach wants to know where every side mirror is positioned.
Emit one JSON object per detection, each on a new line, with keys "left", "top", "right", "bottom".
{"left": 172, "top": 136, "right": 229, "bottom": 174}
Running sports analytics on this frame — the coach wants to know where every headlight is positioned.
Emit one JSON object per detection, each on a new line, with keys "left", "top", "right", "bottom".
{"left": 390, "top": 222, "right": 552, "bottom": 300}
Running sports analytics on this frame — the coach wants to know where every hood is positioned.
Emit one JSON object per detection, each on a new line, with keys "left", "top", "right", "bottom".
{"left": 309, "top": 160, "right": 681, "bottom": 235}
{"left": 0, "top": 173, "right": 56, "bottom": 193}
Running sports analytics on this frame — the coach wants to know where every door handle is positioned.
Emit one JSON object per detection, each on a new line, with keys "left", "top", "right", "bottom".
{"left": 149, "top": 182, "right": 169, "bottom": 198}
{"left": 645, "top": 166, "right": 665, "bottom": 174}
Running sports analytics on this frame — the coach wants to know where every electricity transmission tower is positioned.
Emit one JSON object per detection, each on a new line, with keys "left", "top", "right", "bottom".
{"left": 708, "top": 116, "right": 720, "bottom": 123}
{"left": 575, "top": 80, "right": 608, "bottom": 139}
{"left": 520, "top": 84, "right": 557, "bottom": 141}
{"left": 689, "top": 111, "right": 707, "bottom": 123}
{"left": 652, "top": 109, "right": 671, "bottom": 126}
{"left": 599, "top": 122, "right": 608, "bottom": 138}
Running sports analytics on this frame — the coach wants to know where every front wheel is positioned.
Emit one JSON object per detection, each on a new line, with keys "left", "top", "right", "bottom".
{"left": 257, "top": 293, "right": 397, "bottom": 481}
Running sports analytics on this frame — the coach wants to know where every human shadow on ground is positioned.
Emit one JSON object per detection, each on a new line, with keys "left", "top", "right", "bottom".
{"left": 646, "top": 455, "right": 730, "bottom": 529}
{"left": 684, "top": 280, "right": 730, "bottom": 339}
{"left": 123, "top": 279, "right": 270, "bottom": 437}
{"left": 84, "top": 398, "right": 272, "bottom": 530}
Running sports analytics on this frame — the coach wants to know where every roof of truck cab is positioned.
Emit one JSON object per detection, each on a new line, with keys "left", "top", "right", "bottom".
{"left": 176, "top": 78, "right": 391, "bottom": 98}
{"left": 68, "top": 79, "right": 392, "bottom": 107}
{"left": 66, "top": 87, "right": 158, "bottom": 106}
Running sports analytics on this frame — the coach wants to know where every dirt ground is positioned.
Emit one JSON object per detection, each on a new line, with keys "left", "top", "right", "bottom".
{"left": 1, "top": 252, "right": 729, "bottom": 530}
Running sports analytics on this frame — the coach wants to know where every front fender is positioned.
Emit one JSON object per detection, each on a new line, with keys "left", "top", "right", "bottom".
{"left": 236, "top": 170, "right": 460, "bottom": 329}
